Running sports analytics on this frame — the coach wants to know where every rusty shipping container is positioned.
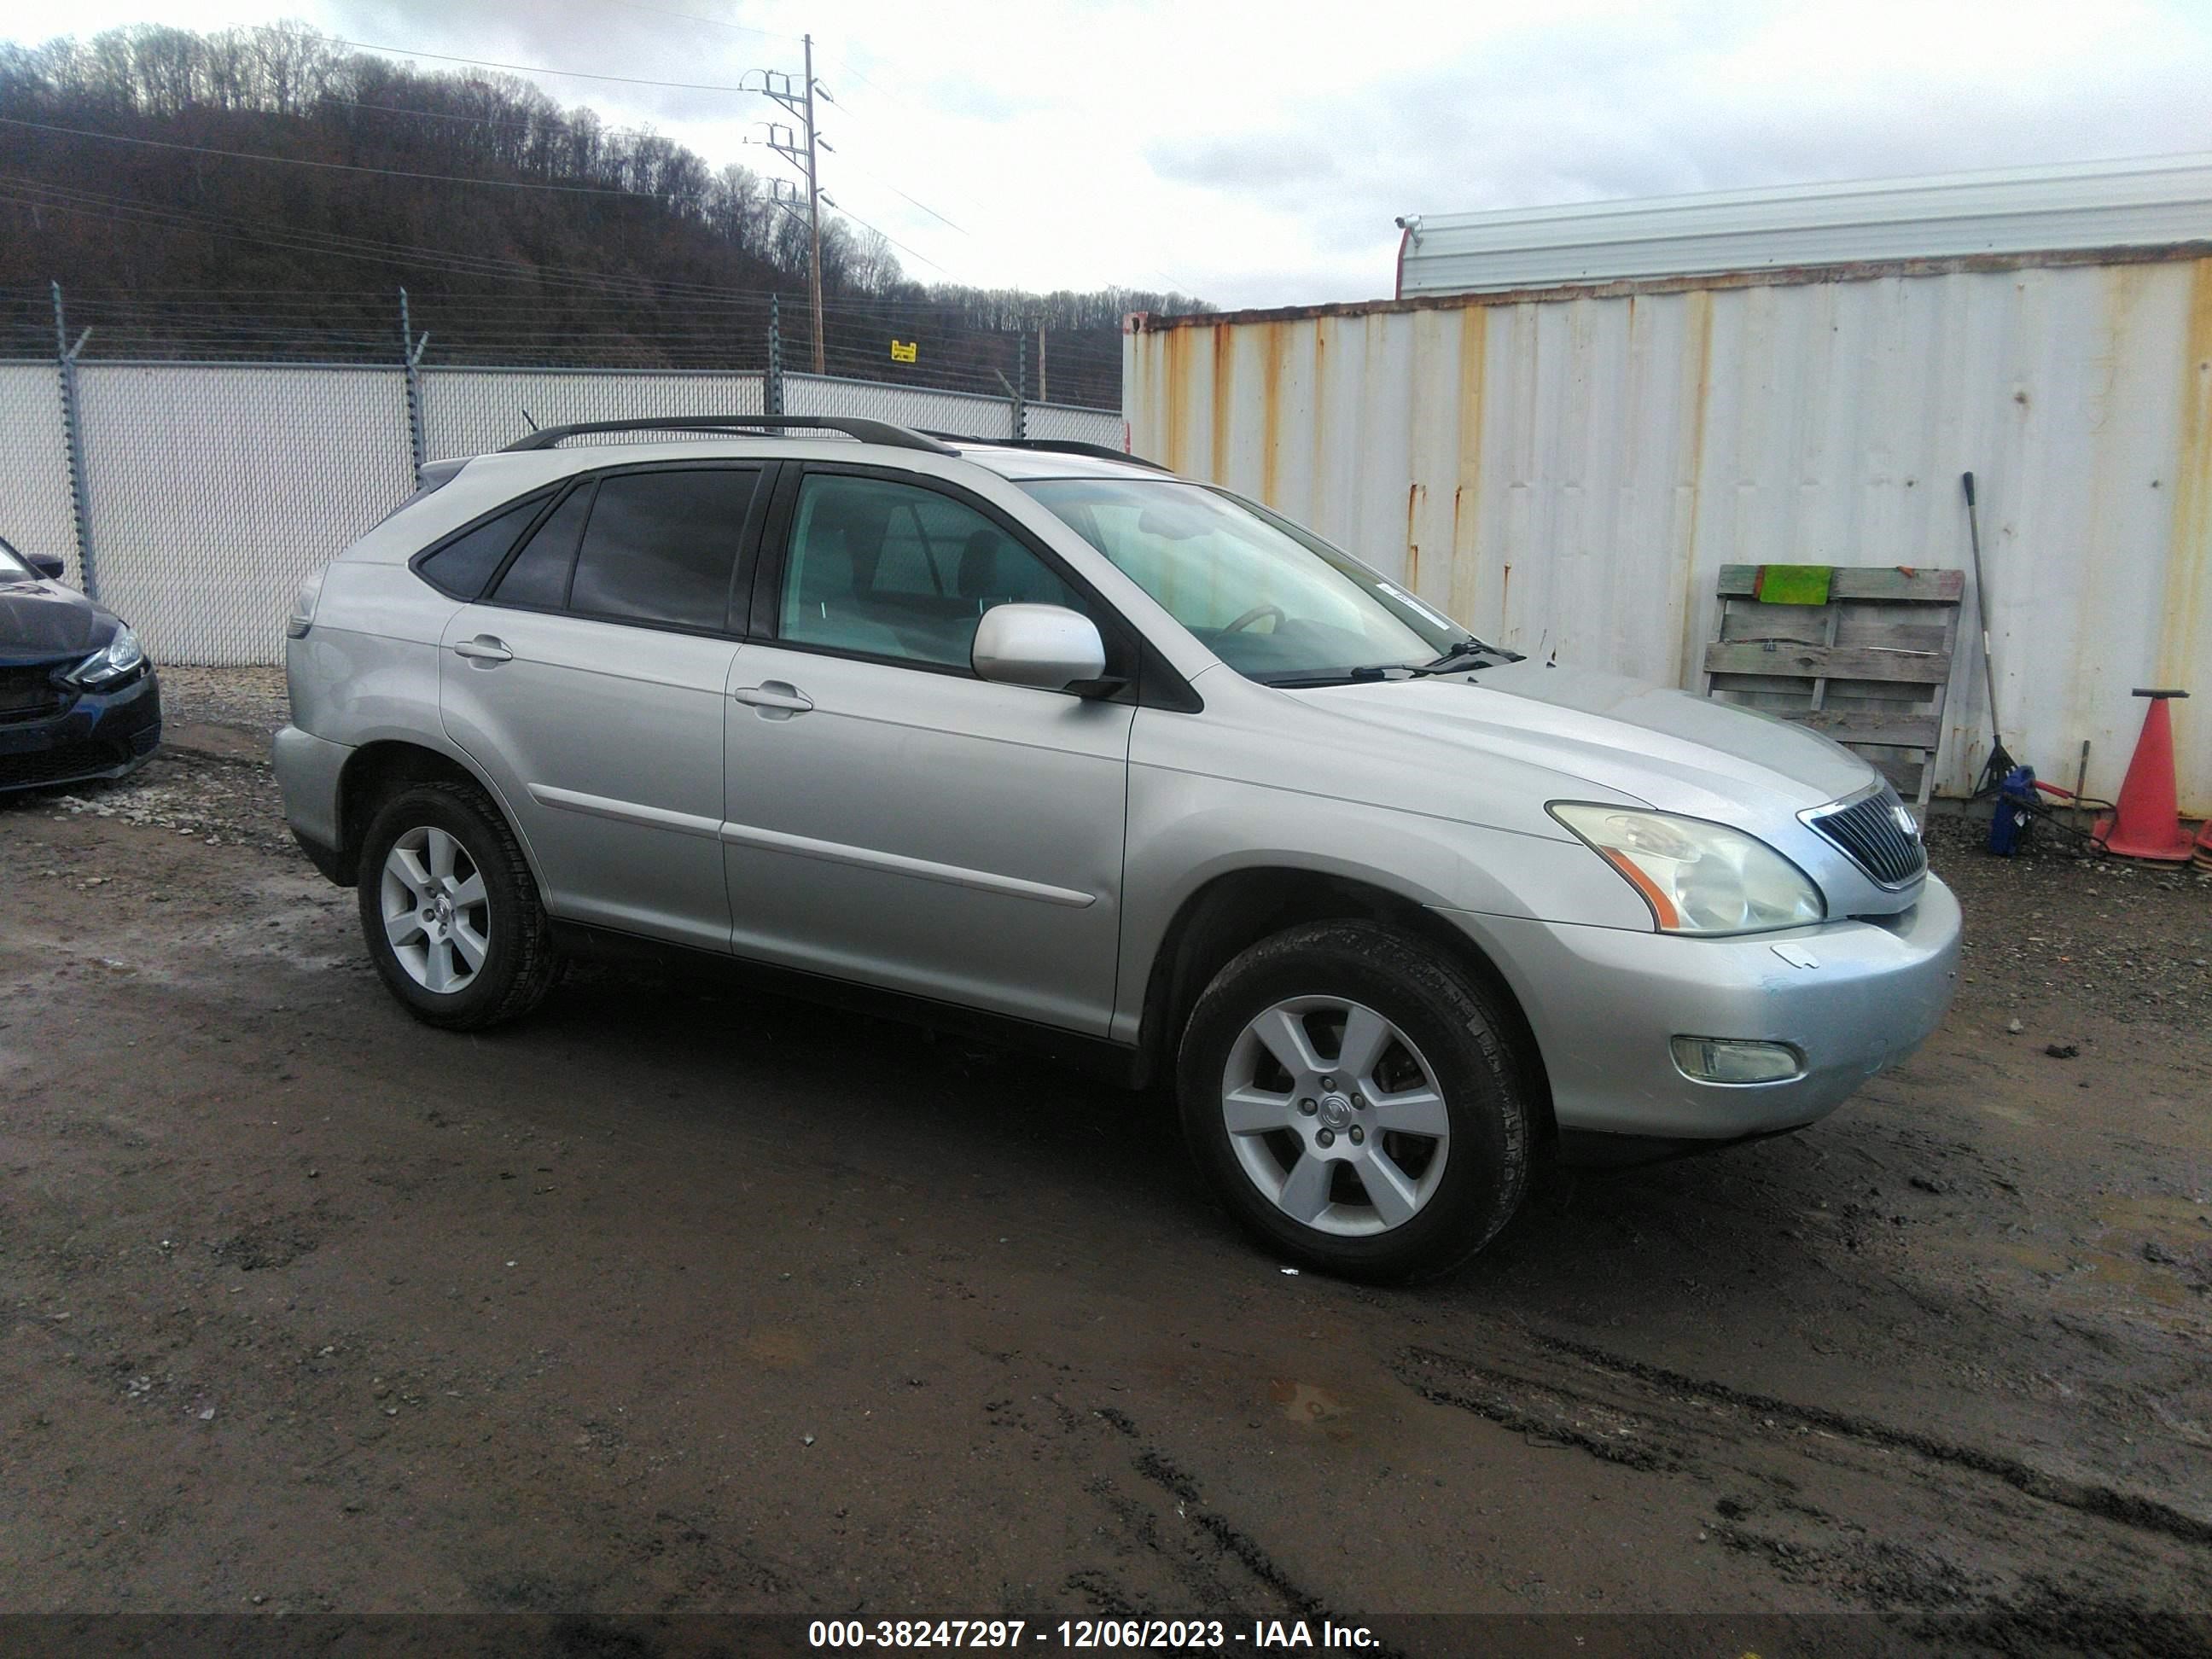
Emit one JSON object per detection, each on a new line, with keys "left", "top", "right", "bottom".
{"left": 1124, "top": 166, "right": 2212, "bottom": 815}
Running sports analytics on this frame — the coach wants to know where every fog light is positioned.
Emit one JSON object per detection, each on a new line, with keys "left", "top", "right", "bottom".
{"left": 1670, "top": 1036, "right": 1804, "bottom": 1085}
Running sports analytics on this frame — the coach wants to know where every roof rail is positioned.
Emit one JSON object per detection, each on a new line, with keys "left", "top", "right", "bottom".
{"left": 502, "top": 415, "right": 958, "bottom": 456}
{"left": 926, "top": 434, "right": 1173, "bottom": 473}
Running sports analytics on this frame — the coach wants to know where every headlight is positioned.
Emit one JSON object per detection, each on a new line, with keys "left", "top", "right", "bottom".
{"left": 287, "top": 569, "right": 326, "bottom": 639}
{"left": 70, "top": 625, "right": 146, "bottom": 689}
{"left": 1549, "top": 803, "right": 1825, "bottom": 934}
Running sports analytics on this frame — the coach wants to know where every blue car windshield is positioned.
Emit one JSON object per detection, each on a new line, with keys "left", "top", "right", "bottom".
{"left": 1021, "top": 478, "right": 1472, "bottom": 684}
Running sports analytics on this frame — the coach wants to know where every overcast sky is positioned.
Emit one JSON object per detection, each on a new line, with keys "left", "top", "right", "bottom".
{"left": 9, "top": 0, "right": 2212, "bottom": 306}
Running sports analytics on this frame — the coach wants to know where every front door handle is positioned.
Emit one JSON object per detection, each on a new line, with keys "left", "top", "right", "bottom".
{"left": 731, "top": 681, "right": 814, "bottom": 718}
{"left": 452, "top": 636, "right": 514, "bottom": 663}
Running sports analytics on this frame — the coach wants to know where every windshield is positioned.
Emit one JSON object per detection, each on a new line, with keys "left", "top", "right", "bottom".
{"left": 0, "top": 538, "right": 32, "bottom": 582}
{"left": 1021, "top": 478, "right": 1473, "bottom": 684}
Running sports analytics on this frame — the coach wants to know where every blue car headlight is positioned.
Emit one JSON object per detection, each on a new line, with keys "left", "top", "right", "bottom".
{"left": 70, "top": 625, "right": 147, "bottom": 690}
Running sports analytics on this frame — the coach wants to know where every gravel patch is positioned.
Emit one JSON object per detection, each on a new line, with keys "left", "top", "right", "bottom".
{"left": 1925, "top": 806, "right": 2212, "bottom": 1033}
{"left": 15, "top": 751, "right": 297, "bottom": 856}
{"left": 158, "top": 663, "right": 290, "bottom": 742}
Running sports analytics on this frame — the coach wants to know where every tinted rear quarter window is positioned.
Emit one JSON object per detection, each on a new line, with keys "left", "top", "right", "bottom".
{"left": 492, "top": 484, "right": 594, "bottom": 610}
{"left": 415, "top": 494, "right": 550, "bottom": 599}
{"left": 569, "top": 469, "right": 759, "bottom": 632}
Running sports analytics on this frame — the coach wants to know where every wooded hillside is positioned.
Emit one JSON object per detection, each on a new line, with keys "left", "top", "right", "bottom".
{"left": 0, "top": 24, "right": 1202, "bottom": 405}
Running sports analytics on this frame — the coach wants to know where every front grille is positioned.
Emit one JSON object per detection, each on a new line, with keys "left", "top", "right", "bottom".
{"left": 1804, "top": 783, "right": 1927, "bottom": 888}
{"left": 0, "top": 664, "right": 67, "bottom": 725}
{"left": 0, "top": 740, "right": 121, "bottom": 790}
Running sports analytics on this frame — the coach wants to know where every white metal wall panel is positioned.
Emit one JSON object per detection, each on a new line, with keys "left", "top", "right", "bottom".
{"left": 785, "top": 374, "right": 1013, "bottom": 439}
{"left": 76, "top": 364, "right": 413, "bottom": 666}
{"left": 1127, "top": 256, "right": 2212, "bottom": 814}
{"left": 422, "top": 368, "right": 764, "bottom": 459}
{"left": 0, "top": 363, "right": 80, "bottom": 588}
{"left": 1399, "top": 153, "right": 2212, "bottom": 296}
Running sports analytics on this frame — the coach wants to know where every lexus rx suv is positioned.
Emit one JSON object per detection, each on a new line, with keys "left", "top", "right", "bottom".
{"left": 276, "top": 416, "right": 1960, "bottom": 1280}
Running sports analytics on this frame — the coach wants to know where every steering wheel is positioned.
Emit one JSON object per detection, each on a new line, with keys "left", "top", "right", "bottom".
{"left": 1222, "top": 603, "right": 1286, "bottom": 635}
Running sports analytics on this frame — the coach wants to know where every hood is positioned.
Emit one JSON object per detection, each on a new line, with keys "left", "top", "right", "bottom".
{"left": 1299, "top": 660, "right": 1875, "bottom": 818}
{"left": 0, "top": 578, "right": 110, "bottom": 664}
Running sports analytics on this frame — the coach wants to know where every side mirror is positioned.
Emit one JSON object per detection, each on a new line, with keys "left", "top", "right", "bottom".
{"left": 30, "top": 552, "right": 66, "bottom": 580}
{"left": 972, "top": 603, "right": 1110, "bottom": 694}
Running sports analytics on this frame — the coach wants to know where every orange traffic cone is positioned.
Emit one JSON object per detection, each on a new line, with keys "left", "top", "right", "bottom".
{"left": 2095, "top": 689, "right": 2195, "bottom": 862}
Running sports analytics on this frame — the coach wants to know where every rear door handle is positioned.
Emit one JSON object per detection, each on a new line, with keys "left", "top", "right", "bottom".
{"left": 452, "top": 636, "right": 514, "bottom": 663}
{"left": 731, "top": 681, "right": 813, "bottom": 718}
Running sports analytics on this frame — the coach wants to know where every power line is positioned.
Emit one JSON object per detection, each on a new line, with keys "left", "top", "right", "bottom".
{"left": 327, "top": 36, "right": 768, "bottom": 94}
{"left": 320, "top": 98, "right": 551, "bottom": 133}
{"left": 0, "top": 115, "right": 653, "bottom": 198}
{"left": 821, "top": 197, "right": 951, "bottom": 276}
{"left": 0, "top": 176, "right": 754, "bottom": 300}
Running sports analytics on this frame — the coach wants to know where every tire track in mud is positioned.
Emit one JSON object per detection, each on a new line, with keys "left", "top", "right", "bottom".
{"left": 1067, "top": 1403, "right": 1398, "bottom": 1646}
{"left": 1399, "top": 1330, "right": 2212, "bottom": 1547}
{"left": 1388, "top": 1328, "right": 2212, "bottom": 1615}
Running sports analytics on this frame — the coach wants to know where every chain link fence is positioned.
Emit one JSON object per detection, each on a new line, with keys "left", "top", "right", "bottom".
{"left": 421, "top": 367, "right": 770, "bottom": 459}
{"left": 1, "top": 352, "right": 1124, "bottom": 666}
{"left": 0, "top": 362, "right": 79, "bottom": 588}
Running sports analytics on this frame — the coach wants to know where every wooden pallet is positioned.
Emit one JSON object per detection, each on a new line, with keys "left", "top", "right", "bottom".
{"left": 1702, "top": 564, "right": 1965, "bottom": 814}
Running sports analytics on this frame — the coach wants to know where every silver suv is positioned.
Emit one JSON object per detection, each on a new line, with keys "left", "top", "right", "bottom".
{"left": 276, "top": 416, "right": 1960, "bottom": 1279}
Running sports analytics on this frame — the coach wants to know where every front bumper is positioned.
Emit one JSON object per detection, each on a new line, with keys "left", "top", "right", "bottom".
{"left": 1439, "top": 875, "right": 1962, "bottom": 1139}
{"left": 0, "top": 667, "right": 161, "bottom": 794}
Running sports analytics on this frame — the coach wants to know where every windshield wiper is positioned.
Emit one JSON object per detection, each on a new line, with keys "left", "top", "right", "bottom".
{"left": 1410, "top": 639, "right": 1519, "bottom": 676}
{"left": 1260, "top": 665, "right": 1407, "bottom": 688}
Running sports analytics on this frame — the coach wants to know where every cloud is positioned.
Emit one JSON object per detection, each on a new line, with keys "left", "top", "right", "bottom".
{"left": 1144, "top": 132, "right": 1339, "bottom": 197}
{"left": 18, "top": 0, "right": 2212, "bottom": 307}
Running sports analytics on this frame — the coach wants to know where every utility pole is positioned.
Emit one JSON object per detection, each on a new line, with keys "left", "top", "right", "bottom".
{"left": 803, "top": 34, "right": 824, "bottom": 374}
{"left": 760, "top": 41, "right": 827, "bottom": 374}
{"left": 1037, "top": 323, "right": 1048, "bottom": 404}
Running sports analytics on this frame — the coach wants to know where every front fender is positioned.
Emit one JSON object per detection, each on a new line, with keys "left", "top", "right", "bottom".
{"left": 1113, "top": 760, "right": 1651, "bottom": 1043}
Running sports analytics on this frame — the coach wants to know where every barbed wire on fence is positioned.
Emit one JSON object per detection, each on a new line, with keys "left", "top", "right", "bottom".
{"left": 0, "top": 288, "right": 1130, "bottom": 666}
{"left": 0, "top": 282, "right": 1126, "bottom": 410}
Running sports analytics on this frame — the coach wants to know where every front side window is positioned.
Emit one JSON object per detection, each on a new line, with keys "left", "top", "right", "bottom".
{"left": 0, "top": 538, "right": 32, "bottom": 582}
{"left": 1022, "top": 478, "right": 1471, "bottom": 684}
{"left": 779, "top": 473, "right": 1086, "bottom": 670}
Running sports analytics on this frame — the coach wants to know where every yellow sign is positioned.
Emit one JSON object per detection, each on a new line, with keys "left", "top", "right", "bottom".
{"left": 889, "top": 339, "right": 917, "bottom": 364}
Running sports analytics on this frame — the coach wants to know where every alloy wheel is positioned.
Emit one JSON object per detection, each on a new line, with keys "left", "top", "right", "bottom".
{"left": 380, "top": 825, "right": 490, "bottom": 994}
{"left": 1220, "top": 995, "right": 1450, "bottom": 1236}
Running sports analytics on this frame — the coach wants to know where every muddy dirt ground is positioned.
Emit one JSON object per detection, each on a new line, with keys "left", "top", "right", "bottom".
{"left": 2, "top": 676, "right": 2209, "bottom": 1651}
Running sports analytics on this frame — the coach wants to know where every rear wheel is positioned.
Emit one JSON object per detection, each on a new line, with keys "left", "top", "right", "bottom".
{"left": 357, "top": 781, "right": 561, "bottom": 1030}
{"left": 1177, "top": 920, "right": 1531, "bottom": 1282}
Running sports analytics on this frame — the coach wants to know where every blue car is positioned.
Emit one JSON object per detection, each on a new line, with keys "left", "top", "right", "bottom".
{"left": 0, "top": 537, "right": 161, "bottom": 794}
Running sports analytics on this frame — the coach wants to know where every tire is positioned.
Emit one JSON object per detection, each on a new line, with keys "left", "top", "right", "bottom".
{"left": 356, "top": 780, "right": 562, "bottom": 1031}
{"left": 1176, "top": 920, "right": 1531, "bottom": 1283}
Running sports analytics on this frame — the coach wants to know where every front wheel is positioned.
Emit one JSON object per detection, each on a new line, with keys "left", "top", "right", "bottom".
{"left": 357, "top": 781, "right": 562, "bottom": 1030}
{"left": 1176, "top": 920, "right": 1532, "bottom": 1282}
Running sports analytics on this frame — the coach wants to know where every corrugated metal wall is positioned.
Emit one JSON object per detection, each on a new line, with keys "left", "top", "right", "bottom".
{"left": 1126, "top": 256, "right": 2212, "bottom": 814}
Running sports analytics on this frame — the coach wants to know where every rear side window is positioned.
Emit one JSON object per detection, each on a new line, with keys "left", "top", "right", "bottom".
{"left": 492, "top": 484, "right": 594, "bottom": 610}
{"left": 414, "top": 493, "right": 549, "bottom": 599}
{"left": 568, "top": 469, "right": 760, "bottom": 632}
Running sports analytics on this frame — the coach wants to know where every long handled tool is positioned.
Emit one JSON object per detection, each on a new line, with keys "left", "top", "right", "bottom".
{"left": 1962, "top": 472, "right": 2017, "bottom": 794}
